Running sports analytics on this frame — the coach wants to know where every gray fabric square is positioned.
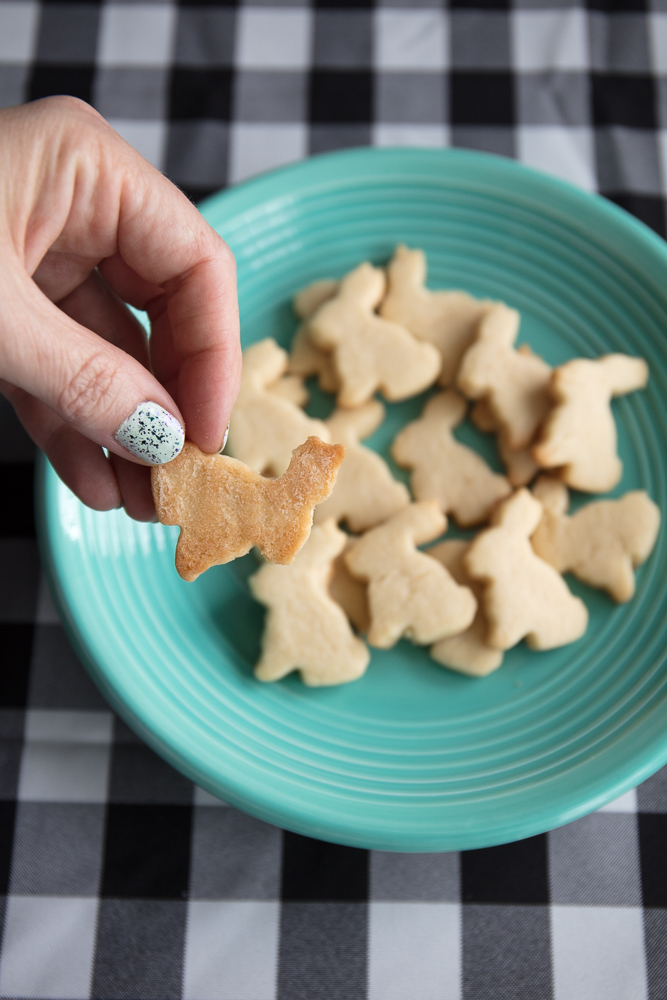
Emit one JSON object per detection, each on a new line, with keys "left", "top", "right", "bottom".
{"left": 278, "top": 902, "right": 367, "bottom": 1000}
{"left": 108, "top": 742, "right": 193, "bottom": 804}
{"left": 548, "top": 812, "right": 642, "bottom": 906}
{"left": 452, "top": 125, "right": 515, "bottom": 158}
{"left": 595, "top": 127, "right": 662, "bottom": 195}
{"left": 313, "top": 11, "right": 372, "bottom": 68}
{"left": 234, "top": 70, "right": 306, "bottom": 123}
{"left": 0, "top": 540, "right": 39, "bottom": 623}
{"left": 377, "top": 0, "right": 442, "bottom": 7}
{"left": 0, "top": 66, "right": 30, "bottom": 111}
{"left": 92, "top": 899, "right": 187, "bottom": 999}
{"left": 10, "top": 802, "right": 105, "bottom": 896}
{"left": 165, "top": 121, "right": 229, "bottom": 188}
{"left": 310, "top": 125, "right": 371, "bottom": 154}
{"left": 375, "top": 71, "right": 446, "bottom": 124}
{"left": 36, "top": 3, "right": 100, "bottom": 63}
{"left": 370, "top": 851, "right": 460, "bottom": 902}
{"left": 637, "top": 762, "right": 667, "bottom": 812}
{"left": 189, "top": 807, "right": 281, "bottom": 900}
{"left": 451, "top": 12, "right": 511, "bottom": 70}
{"left": 29, "top": 625, "right": 108, "bottom": 710}
{"left": 514, "top": 0, "right": 581, "bottom": 8}
{"left": 516, "top": 72, "right": 590, "bottom": 126}
{"left": 588, "top": 13, "right": 651, "bottom": 74}
{"left": 94, "top": 67, "right": 168, "bottom": 120}
{"left": 657, "top": 79, "right": 667, "bottom": 130}
{"left": 0, "top": 711, "right": 24, "bottom": 800}
{"left": 462, "top": 905, "right": 552, "bottom": 1000}
{"left": 644, "top": 909, "right": 667, "bottom": 999}
{"left": 174, "top": 8, "right": 236, "bottom": 68}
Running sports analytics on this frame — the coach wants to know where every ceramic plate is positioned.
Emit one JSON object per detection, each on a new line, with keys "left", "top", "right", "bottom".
{"left": 38, "top": 148, "right": 667, "bottom": 851}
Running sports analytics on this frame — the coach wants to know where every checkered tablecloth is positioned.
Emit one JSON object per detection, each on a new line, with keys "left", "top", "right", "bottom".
{"left": 1, "top": 0, "right": 667, "bottom": 996}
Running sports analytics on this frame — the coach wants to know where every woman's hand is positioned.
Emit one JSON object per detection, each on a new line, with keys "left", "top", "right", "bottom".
{"left": 0, "top": 96, "right": 241, "bottom": 520}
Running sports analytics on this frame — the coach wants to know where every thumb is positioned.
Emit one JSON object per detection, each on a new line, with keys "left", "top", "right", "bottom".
{"left": 0, "top": 269, "right": 185, "bottom": 465}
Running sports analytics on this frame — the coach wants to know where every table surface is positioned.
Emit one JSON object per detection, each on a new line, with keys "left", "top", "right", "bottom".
{"left": 1, "top": 1, "right": 667, "bottom": 997}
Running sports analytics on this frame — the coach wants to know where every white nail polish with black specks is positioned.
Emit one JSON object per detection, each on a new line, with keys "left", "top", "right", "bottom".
{"left": 114, "top": 402, "right": 185, "bottom": 465}
{"left": 220, "top": 422, "right": 230, "bottom": 453}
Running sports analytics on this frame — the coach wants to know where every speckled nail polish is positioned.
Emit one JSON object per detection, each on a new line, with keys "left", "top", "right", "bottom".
{"left": 114, "top": 402, "right": 185, "bottom": 465}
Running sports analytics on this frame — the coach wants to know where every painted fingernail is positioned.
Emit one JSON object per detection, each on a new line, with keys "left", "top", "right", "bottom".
{"left": 114, "top": 402, "right": 185, "bottom": 465}
{"left": 220, "top": 422, "right": 230, "bottom": 453}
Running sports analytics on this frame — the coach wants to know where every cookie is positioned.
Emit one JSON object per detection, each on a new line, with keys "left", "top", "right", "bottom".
{"left": 380, "top": 245, "right": 492, "bottom": 385}
{"left": 308, "top": 262, "right": 441, "bottom": 407}
{"left": 457, "top": 304, "right": 553, "bottom": 450}
{"left": 427, "top": 540, "right": 503, "bottom": 676}
{"left": 391, "top": 390, "right": 511, "bottom": 526}
{"left": 531, "top": 475, "right": 660, "bottom": 602}
{"left": 344, "top": 501, "right": 477, "bottom": 649}
{"left": 329, "top": 538, "right": 370, "bottom": 634}
{"left": 471, "top": 368, "right": 541, "bottom": 487}
{"left": 227, "top": 338, "right": 331, "bottom": 475}
{"left": 533, "top": 354, "right": 649, "bottom": 492}
{"left": 152, "top": 437, "right": 345, "bottom": 582}
{"left": 464, "top": 488, "right": 589, "bottom": 650}
{"left": 268, "top": 373, "right": 309, "bottom": 407}
{"left": 314, "top": 400, "right": 410, "bottom": 532}
{"left": 250, "top": 519, "right": 370, "bottom": 686}
{"left": 288, "top": 279, "right": 340, "bottom": 394}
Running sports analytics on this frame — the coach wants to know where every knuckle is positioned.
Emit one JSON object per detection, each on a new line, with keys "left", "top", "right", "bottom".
{"left": 58, "top": 353, "right": 120, "bottom": 424}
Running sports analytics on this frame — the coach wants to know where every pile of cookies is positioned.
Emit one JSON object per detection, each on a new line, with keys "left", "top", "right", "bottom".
{"left": 173, "top": 245, "right": 662, "bottom": 687}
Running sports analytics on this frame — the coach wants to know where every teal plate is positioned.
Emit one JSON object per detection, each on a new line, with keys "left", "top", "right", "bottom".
{"left": 38, "top": 148, "right": 667, "bottom": 851}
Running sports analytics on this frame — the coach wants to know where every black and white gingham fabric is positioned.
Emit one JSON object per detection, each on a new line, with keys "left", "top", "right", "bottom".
{"left": 2, "top": 0, "right": 667, "bottom": 995}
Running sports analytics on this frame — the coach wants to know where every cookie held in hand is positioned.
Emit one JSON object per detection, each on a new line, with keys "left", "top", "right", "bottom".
{"left": 152, "top": 437, "right": 345, "bottom": 582}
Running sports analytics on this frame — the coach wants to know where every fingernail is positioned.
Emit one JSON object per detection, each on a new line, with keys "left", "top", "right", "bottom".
{"left": 114, "top": 402, "right": 185, "bottom": 465}
{"left": 219, "top": 422, "right": 230, "bottom": 453}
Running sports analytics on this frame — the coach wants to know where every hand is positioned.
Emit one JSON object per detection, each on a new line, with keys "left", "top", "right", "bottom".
{"left": 0, "top": 96, "right": 241, "bottom": 520}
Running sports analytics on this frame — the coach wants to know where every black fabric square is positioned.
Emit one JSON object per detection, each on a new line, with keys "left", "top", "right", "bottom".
{"left": 591, "top": 74, "right": 656, "bottom": 128}
{"left": 180, "top": 184, "right": 218, "bottom": 204}
{"left": 281, "top": 832, "right": 369, "bottom": 902}
{"left": 587, "top": 0, "right": 646, "bottom": 10}
{"left": 28, "top": 65, "right": 95, "bottom": 104}
{"left": 0, "top": 803, "right": 16, "bottom": 894}
{"left": 101, "top": 804, "right": 192, "bottom": 899}
{"left": 169, "top": 68, "right": 233, "bottom": 121}
{"left": 0, "top": 625, "right": 32, "bottom": 708}
{"left": 451, "top": 72, "right": 514, "bottom": 126}
{"left": 314, "top": 0, "right": 374, "bottom": 8}
{"left": 178, "top": 0, "right": 236, "bottom": 6}
{"left": 451, "top": 0, "right": 510, "bottom": 9}
{"left": 639, "top": 813, "right": 667, "bottom": 907}
{"left": 0, "top": 465, "right": 35, "bottom": 539}
{"left": 461, "top": 835, "right": 549, "bottom": 904}
{"left": 309, "top": 70, "right": 372, "bottom": 124}
{"left": 604, "top": 194, "right": 666, "bottom": 238}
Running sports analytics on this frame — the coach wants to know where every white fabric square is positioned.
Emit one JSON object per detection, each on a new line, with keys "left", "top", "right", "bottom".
{"left": 183, "top": 901, "right": 280, "bottom": 1000}
{"left": 517, "top": 125, "right": 596, "bottom": 191}
{"left": 0, "top": 1, "right": 39, "bottom": 63}
{"left": 598, "top": 788, "right": 638, "bottom": 813}
{"left": 229, "top": 123, "right": 307, "bottom": 183}
{"left": 236, "top": 9, "right": 312, "bottom": 70}
{"left": 650, "top": 14, "right": 667, "bottom": 74}
{"left": 194, "top": 785, "right": 228, "bottom": 806}
{"left": 551, "top": 906, "right": 648, "bottom": 1000}
{"left": 512, "top": 10, "right": 588, "bottom": 72}
{"left": 98, "top": 3, "right": 177, "bottom": 67}
{"left": 374, "top": 10, "right": 448, "bottom": 71}
{"left": 368, "top": 902, "right": 461, "bottom": 1000}
{"left": 107, "top": 119, "right": 168, "bottom": 170}
{"left": 0, "top": 896, "right": 98, "bottom": 999}
{"left": 373, "top": 124, "right": 450, "bottom": 147}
